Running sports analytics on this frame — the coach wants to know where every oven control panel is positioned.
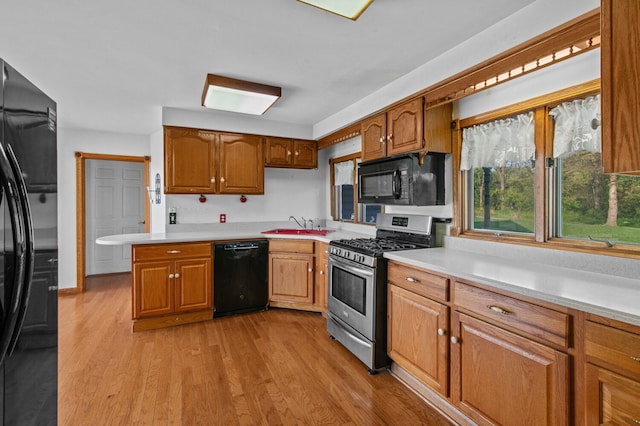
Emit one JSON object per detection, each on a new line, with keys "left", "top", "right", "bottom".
{"left": 329, "top": 246, "right": 376, "bottom": 267}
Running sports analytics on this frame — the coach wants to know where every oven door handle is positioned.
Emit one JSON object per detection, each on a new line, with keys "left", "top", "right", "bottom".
{"left": 329, "top": 256, "right": 374, "bottom": 278}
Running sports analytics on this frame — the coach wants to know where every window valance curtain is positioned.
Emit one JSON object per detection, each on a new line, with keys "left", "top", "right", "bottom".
{"left": 334, "top": 161, "right": 354, "bottom": 186}
{"left": 549, "top": 94, "right": 601, "bottom": 158}
{"left": 460, "top": 112, "right": 535, "bottom": 171}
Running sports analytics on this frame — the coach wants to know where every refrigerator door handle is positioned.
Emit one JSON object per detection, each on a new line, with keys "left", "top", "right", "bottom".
{"left": 5, "top": 144, "right": 35, "bottom": 356}
{"left": 0, "top": 141, "right": 30, "bottom": 365}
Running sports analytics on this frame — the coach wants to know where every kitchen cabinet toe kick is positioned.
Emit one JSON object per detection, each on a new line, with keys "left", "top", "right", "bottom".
{"left": 132, "top": 310, "right": 213, "bottom": 332}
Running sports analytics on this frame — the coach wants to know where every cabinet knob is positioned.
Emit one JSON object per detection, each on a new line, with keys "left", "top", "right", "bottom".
{"left": 220, "top": 176, "right": 225, "bottom": 183}
{"left": 388, "top": 134, "right": 393, "bottom": 141}
{"left": 295, "top": 151, "right": 300, "bottom": 156}
{"left": 211, "top": 177, "right": 216, "bottom": 183}
{"left": 631, "top": 356, "right": 640, "bottom": 363}
{"left": 174, "top": 273, "right": 180, "bottom": 278}
{"left": 437, "top": 328, "right": 446, "bottom": 336}
{"left": 169, "top": 273, "right": 174, "bottom": 279}
{"left": 405, "top": 277, "right": 419, "bottom": 283}
{"left": 308, "top": 268, "right": 313, "bottom": 273}
{"left": 319, "top": 270, "right": 324, "bottom": 275}
{"left": 450, "top": 336, "right": 459, "bottom": 344}
{"left": 287, "top": 150, "right": 292, "bottom": 156}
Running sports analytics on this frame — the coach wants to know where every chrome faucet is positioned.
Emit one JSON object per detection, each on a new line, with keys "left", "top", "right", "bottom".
{"left": 289, "top": 215, "right": 306, "bottom": 229}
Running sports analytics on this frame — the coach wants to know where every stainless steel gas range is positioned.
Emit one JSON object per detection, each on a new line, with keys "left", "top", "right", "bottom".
{"left": 327, "top": 213, "right": 436, "bottom": 373}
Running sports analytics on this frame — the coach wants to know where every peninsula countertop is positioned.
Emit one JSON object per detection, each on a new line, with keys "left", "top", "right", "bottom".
{"left": 385, "top": 247, "right": 640, "bottom": 327}
{"left": 95, "top": 221, "right": 375, "bottom": 246}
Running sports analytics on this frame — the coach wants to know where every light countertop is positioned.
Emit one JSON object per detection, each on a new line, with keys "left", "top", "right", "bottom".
{"left": 97, "top": 223, "right": 640, "bottom": 327}
{"left": 95, "top": 222, "right": 374, "bottom": 246}
{"left": 385, "top": 248, "right": 640, "bottom": 327}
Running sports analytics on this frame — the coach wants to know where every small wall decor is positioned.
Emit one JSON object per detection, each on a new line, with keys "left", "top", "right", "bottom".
{"left": 198, "top": 194, "right": 207, "bottom": 203}
{"left": 240, "top": 195, "right": 247, "bottom": 203}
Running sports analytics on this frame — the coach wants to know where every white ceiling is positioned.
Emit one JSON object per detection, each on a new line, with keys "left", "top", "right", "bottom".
{"left": 1, "top": 0, "right": 536, "bottom": 136}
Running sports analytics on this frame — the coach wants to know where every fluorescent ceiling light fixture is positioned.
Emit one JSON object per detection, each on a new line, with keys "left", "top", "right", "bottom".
{"left": 201, "top": 74, "right": 281, "bottom": 115}
{"left": 298, "top": 0, "right": 374, "bottom": 20}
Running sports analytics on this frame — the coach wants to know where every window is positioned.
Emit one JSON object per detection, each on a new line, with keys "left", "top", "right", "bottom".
{"left": 550, "top": 95, "right": 640, "bottom": 246}
{"left": 459, "top": 82, "right": 640, "bottom": 253}
{"left": 330, "top": 153, "right": 381, "bottom": 224}
{"left": 461, "top": 112, "right": 536, "bottom": 236}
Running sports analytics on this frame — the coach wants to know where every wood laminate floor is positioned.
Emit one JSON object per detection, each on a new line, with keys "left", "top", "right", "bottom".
{"left": 59, "top": 273, "right": 453, "bottom": 425}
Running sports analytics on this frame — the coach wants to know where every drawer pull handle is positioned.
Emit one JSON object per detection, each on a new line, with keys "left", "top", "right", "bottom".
{"left": 632, "top": 356, "right": 640, "bottom": 363}
{"left": 167, "top": 250, "right": 182, "bottom": 254}
{"left": 488, "top": 305, "right": 511, "bottom": 315}
{"left": 405, "top": 277, "right": 419, "bottom": 283}
{"left": 437, "top": 328, "right": 446, "bottom": 336}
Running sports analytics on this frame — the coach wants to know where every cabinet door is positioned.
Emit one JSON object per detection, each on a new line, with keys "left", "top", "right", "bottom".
{"left": 164, "top": 127, "right": 217, "bottom": 193}
{"left": 219, "top": 133, "right": 264, "bottom": 194}
{"left": 264, "top": 137, "right": 293, "bottom": 167}
{"left": 424, "top": 103, "right": 453, "bottom": 153}
{"left": 269, "top": 253, "right": 314, "bottom": 304}
{"left": 314, "top": 242, "right": 329, "bottom": 311}
{"left": 450, "top": 312, "right": 569, "bottom": 426}
{"left": 585, "top": 364, "right": 640, "bottom": 425}
{"left": 387, "top": 98, "right": 424, "bottom": 157}
{"left": 601, "top": 0, "right": 640, "bottom": 173}
{"left": 174, "top": 258, "right": 212, "bottom": 313}
{"left": 133, "top": 261, "right": 174, "bottom": 319}
{"left": 388, "top": 284, "right": 449, "bottom": 395}
{"left": 361, "top": 113, "right": 387, "bottom": 162}
{"left": 292, "top": 140, "right": 317, "bottom": 168}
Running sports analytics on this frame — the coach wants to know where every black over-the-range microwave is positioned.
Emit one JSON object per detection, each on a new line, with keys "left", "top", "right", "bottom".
{"left": 357, "top": 153, "right": 445, "bottom": 206}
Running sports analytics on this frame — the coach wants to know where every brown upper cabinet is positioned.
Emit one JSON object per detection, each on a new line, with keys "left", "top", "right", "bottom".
{"left": 264, "top": 137, "right": 317, "bottom": 169}
{"left": 361, "top": 98, "right": 452, "bottom": 162}
{"left": 164, "top": 126, "right": 264, "bottom": 194}
{"left": 362, "top": 97, "right": 423, "bottom": 162}
{"left": 424, "top": 103, "right": 453, "bottom": 154}
{"left": 601, "top": 0, "right": 640, "bottom": 174}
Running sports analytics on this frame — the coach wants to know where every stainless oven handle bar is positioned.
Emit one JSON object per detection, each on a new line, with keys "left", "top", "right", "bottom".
{"left": 328, "top": 256, "right": 375, "bottom": 278}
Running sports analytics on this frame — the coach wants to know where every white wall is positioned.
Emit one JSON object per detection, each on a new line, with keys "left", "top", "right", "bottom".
{"left": 58, "top": 128, "right": 151, "bottom": 289}
{"left": 313, "top": 0, "right": 599, "bottom": 139}
{"left": 164, "top": 166, "right": 325, "bottom": 226}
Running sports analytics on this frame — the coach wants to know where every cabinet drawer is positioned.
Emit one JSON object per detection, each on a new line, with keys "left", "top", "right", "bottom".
{"left": 454, "top": 281, "right": 569, "bottom": 348}
{"left": 268, "top": 239, "right": 314, "bottom": 254}
{"left": 387, "top": 261, "right": 448, "bottom": 302}
{"left": 585, "top": 320, "right": 640, "bottom": 379}
{"left": 133, "top": 243, "right": 212, "bottom": 261}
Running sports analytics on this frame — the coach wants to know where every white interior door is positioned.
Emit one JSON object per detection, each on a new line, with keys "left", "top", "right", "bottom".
{"left": 86, "top": 160, "right": 145, "bottom": 275}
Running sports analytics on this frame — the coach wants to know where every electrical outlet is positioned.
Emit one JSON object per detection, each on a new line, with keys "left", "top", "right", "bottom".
{"left": 220, "top": 213, "right": 226, "bottom": 223}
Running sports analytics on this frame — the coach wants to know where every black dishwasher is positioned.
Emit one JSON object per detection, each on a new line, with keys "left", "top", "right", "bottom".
{"left": 213, "top": 240, "right": 269, "bottom": 317}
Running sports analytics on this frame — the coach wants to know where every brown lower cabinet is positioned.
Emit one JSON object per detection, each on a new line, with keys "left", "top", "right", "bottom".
{"left": 387, "top": 260, "right": 640, "bottom": 425}
{"left": 268, "top": 239, "right": 328, "bottom": 314}
{"left": 387, "top": 262, "right": 450, "bottom": 395}
{"left": 314, "top": 242, "right": 329, "bottom": 313}
{"left": 132, "top": 242, "right": 213, "bottom": 332}
{"left": 585, "top": 317, "right": 640, "bottom": 425}
{"left": 450, "top": 312, "right": 569, "bottom": 425}
{"left": 268, "top": 239, "right": 316, "bottom": 311}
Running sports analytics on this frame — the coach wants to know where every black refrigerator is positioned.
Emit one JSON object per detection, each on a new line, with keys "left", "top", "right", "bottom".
{"left": 0, "top": 59, "right": 58, "bottom": 424}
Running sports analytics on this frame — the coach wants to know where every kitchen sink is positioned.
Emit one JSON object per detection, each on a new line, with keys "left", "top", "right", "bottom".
{"left": 261, "top": 228, "right": 333, "bottom": 236}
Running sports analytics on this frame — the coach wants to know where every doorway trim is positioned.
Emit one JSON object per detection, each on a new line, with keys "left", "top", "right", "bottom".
{"left": 75, "top": 152, "right": 151, "bottom": 293}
